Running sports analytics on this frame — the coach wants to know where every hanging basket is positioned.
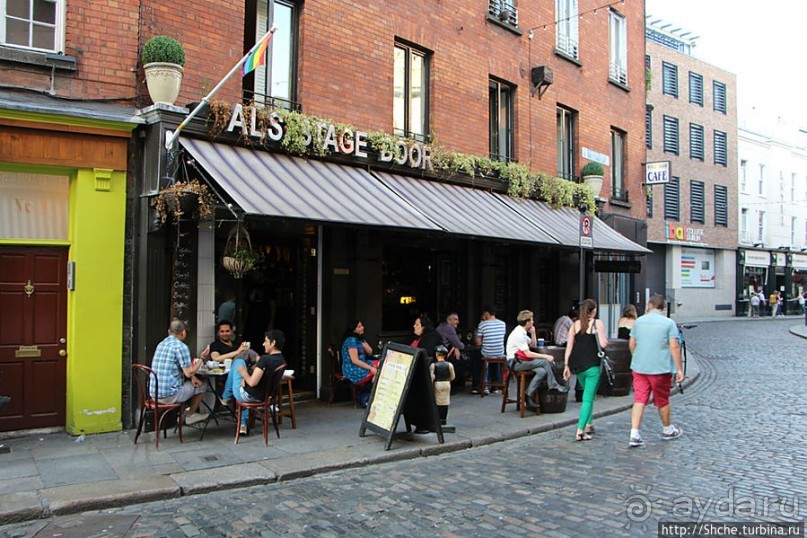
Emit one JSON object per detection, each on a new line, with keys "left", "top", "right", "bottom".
{"left": 152, "top": 179, "right": 216, "bottom": 223}
{"left": 222, "top": 223, "right": 260, "bottom": 279}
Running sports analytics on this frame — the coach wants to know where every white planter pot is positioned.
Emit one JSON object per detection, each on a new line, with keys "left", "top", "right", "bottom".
{"left": 144, "top": 62, "right": 184, "bottom": 105}
{"left": 582, "top": 174, "right": 604, "bottom": 197}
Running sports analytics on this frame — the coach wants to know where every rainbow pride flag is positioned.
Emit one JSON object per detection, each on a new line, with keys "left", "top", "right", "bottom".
{"left": 242, "top": 31, "right": 273, "bottom": 76}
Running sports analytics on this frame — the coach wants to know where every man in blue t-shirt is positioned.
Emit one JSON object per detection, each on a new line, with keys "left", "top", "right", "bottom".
{"left": 628, "top": 294, "right": 685, "bottom": 448}
{"left": 473, "top": 305, "right": 507, "bottom": 394}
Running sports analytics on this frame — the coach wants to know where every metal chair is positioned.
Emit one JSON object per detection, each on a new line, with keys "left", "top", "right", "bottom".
{"left": 132, "top": 364, "right": 184, "bottom": 449}
{"left": 234, "top": 363, "right": 286, "bottom": 446}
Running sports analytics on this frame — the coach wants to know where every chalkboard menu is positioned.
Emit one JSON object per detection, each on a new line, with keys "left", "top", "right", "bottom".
{"left": 359, "top": 342, "right": 443, "bottom": 450}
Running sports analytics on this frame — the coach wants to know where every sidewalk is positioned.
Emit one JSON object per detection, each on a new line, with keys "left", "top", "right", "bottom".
{"left": 0, "top": 357, "right": 701, "bottom": 525}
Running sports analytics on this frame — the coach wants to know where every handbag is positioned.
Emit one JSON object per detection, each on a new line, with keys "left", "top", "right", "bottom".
{"left": 593, "top": 325, "right": 615, "bottom": 387}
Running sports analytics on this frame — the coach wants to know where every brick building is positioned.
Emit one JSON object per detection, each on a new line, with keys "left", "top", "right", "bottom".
{"left": 1, "top": 0, "right": 649, "bottom": 433}
{"left": 644, "top": 19, "right": 738, "bottom": 318}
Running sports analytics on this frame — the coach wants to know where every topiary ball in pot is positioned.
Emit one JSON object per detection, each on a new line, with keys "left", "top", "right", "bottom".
{"left": 142, "top": 35, "right": 185, "bottom": 105}
{"left": 580, "top": 161, "right": 604, "bottom": 178}
{"left": 142, "top": 35, "right": 186, "bottom": 66}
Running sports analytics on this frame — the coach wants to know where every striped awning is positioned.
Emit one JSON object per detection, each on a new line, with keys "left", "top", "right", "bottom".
{"left": 372, "top": 171, "right": 559, "bottom": 245}
{"left": 181, "top": 139, "right": 441, "bottom": 231}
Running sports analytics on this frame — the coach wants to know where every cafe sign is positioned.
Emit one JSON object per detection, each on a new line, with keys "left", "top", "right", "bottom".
{"left": 224, "top": 103, "right": 433, "bottom": 170}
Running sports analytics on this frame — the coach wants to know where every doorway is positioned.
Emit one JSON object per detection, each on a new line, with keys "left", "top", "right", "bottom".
{"left": 0, "top": 247, "right": 68, "bottom": 431}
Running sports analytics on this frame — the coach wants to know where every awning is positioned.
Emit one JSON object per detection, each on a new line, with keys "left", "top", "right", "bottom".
{"left": 372, "top": 171, "right": 560, "bottom": 245}
{"left": 181, "top": 139, "right": 441, "bottom": 231}
{"left": 496, "top": 195, "right": 651, "bottom": 254}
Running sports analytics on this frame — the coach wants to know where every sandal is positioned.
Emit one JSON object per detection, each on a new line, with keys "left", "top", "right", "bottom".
{"left": 584, "top": 425, "right": 596, "bottom": 435}
{"left": 576, "top": 432, "right": 592, "bottom": 441}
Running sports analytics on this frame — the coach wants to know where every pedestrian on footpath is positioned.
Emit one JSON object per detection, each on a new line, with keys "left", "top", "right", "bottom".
{"left": 627, "top": 294, "right": 685, "bottom": 448}
{"left": 750, "top": 291, "right": 760, "bottom": 318}
{"left": 563, "top": 299, "right": 608, "bottom": 441}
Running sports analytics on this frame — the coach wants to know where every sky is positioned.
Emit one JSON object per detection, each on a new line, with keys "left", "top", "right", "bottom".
{"left": 645, "top": 0, "right": 807, "bottom": 135}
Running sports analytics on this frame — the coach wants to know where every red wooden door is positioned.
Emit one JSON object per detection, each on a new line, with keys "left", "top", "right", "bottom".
{"left": 0, "top": 247, "right": 68, "bottom": 431}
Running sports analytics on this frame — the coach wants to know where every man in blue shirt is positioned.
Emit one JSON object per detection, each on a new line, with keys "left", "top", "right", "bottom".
{"left": 151, "top": 320, "right": 208, "bottom": 426}
{"left": 628, "top": 295, "right": 685, "bottom": 447}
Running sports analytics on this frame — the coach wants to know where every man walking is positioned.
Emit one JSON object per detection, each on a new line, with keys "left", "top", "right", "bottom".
{"left": 627, "top": 294, "right": 684, "bottom": 447}
{"left": 506, "top": 310, "right": 568, "bottom": 411}
{"left": 151, "top": 320, "right": 208, "bottom": 425}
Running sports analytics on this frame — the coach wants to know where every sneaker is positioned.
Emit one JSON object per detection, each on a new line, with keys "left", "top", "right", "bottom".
{"left": 185, "top": 412, "right": 209, "bottom": 426}
{"left": 218, "top": 397, "right": 231, "bottom": 407}
{"left": 629, "top": 436, "right": 644, "bottom": 448}
{"left": 470, "top": 388, "right": 480, "bottom": 395}
{"left": 661, "top": 425, "right": 683, "bottom": 441}
{"left": 491, "top": 389, "right": 501, "bottom": 394}
{"left": 483, "top": 389, "right": 490, "bottom": 396}
{"left": 239, "top": 425, "right": 248, "bottom": 435}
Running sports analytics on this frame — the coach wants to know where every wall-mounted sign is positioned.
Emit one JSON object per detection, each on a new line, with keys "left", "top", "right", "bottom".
{"left": 645, "top": 161, "right": 671, "bottom": 185}
{"left": 581, "top": 147, "right": 610, "bottom": 166}
{"left": 665, "top": 221, "right": 704, "bottom": 243}
{"left": 0, "top": 172, "right": 69, "bottom": 240}
{"left": 594, "top": 260, "right": 641, "bottom": 273}
{"left": 681, "top": 247, "right": 715, "bottom": 288}
{"left": 793, "top": 253, "right": 807, "bottom": 270}
{"left": 743, "top": 250, "right": 770, "bottom": 267}
{"left": 774, "top": 252, "right": 787, "bottom": 267}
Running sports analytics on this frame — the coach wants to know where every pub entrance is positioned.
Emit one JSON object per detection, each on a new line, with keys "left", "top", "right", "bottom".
{"left": 0, "top": 247, "right": 68, "bottom": 431}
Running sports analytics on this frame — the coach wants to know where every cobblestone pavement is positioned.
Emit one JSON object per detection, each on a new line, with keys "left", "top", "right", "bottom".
{"left": 2, "top": 320, "right": 805, "bottom": 538}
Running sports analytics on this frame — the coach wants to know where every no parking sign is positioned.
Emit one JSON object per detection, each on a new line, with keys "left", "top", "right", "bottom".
{"left": 580, "top": 214, "right": 593, "bottom": 249}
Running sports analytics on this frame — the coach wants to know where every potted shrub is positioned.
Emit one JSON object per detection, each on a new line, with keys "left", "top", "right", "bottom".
{"left": 142, "top": 35, "right": 186, "bottom": 105}
{"left": 152, "top": 179, "right": 215, "bottom": 223}
{"left": 580, "top": 161, "right": 605, "bottom": 197}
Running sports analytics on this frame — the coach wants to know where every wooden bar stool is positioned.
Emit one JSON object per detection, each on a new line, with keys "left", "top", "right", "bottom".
{"left": 480, "top": 357, "right": 507, "bottom": 397}
{"left": 501, "top": 366, "right": 539, "bottom": 418}
{"left": 277, "top": 375, "right": 296, "bottom": 429}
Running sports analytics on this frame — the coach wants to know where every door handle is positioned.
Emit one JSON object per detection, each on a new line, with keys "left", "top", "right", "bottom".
{"left": 59, "top": 350, "right": 67, "bottom": 357}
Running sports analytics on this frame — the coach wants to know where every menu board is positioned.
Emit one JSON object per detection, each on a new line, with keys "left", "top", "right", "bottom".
{"left": 359, "top": 342, "right": 443, "bottom": 450}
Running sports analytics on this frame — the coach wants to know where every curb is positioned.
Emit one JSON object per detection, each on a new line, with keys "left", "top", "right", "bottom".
{"left": 788, "top": 325, "right": 807, "bottom": 339}
{"left": 0, "top": 364, "right": 702, "bottom": 526}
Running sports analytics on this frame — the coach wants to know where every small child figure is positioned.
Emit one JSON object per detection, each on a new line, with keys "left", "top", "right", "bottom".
{"left": 430, "top": 345, "right": 456, "bottom": 426}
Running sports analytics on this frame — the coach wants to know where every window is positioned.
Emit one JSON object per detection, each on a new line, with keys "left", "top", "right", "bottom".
{"left": 714, "top": 130, "right": 727, "bottom": 166}
{"left": 488, "top": 0, "right": 518, "bottom": 27}
{"left": 690, "top": 180, "right": 705, "bottom": 223}
{"left": 740, "top": 208, "right": 749, "bottom": 242}
{"left": 394, "top": 41, "right": 429, "bottom": 142}
{"left": 689, "top": 123, "right": 704, "bottom": 161}
{"left": 647, "top": 188, "right": 654, "bottom": 218}
{"left": 713, "top": 81, "right": 727, "bottom": 113}
{"left": 489, "top": 78, "right": 514, "bottom": 162}
{"left": 1, "top": 0, "right": 64, "bottom": 51}
{"left": 758, "top": 165, "right": 765, "bottom": 195}
{"left": 664, "top": 176, "right": 680, "bottom": 221}
{"left": 556, "top": 0, "right": 579, "bottom": 59}
{"left": 714, "top": 185, "right": 728, "bottom": 227}
{"left": 757, "top": 210, "right": 765, "bottom": 243}
{"left": 556, "top": 106, "right": 576, "bottom": 180}
{"left": 740, "top": 160, "right": 747, "bottom": 193}
{"left": 251, "top": 0, "right": 297, "bottom": 106}
{"left": 609, "top": 9, "right": 627, "bottom": 85}
{"left": 689, "top": 72, "right": 703, "bottom": 106}
{"left": 611, "top": 128, "right": 627, "bottom": 201}
{"left": 662, "top": 62, "right": 678, "bottom": 97}
{"left": 663, "top": 115, "right": 679, "bottom": 155}
{"left": 792, "top": 217, "right": 797, "bottom": 246}
{"left": 791, "top": 173, "right": 796, "bottom": 201}
{"left": 645, "top": 107, "right": 652, "bottom": 149}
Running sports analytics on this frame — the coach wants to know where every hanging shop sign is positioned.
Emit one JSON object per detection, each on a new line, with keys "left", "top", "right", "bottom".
{"left": 645, "top": 161, "right": 671, "bottom": 185}
{"left": 680, "top": 247, "right": 715, "bottom": 288}
{"left": 665, "top": 221, "right": 704, "bottom": 243}
{"left": 223, "top": 103, "right": 433, "bottom": 170}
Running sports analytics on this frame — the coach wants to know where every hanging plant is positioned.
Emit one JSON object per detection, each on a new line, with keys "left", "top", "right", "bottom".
{"left": 221, "top": 223, "right": 262, "bottom": 279}
{"left": 152, "top": 179, "right": 216, "bottom": 223}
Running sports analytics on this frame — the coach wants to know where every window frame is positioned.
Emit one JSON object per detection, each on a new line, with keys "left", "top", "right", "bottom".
{"left": 688, "top": 72, "right": 703, "bottom": 106}
{"left": 250, "top": 0, "right": 299, "bottom": 107}
{"left": 609, "top": 8, "right": 628, "bottom": 85}
{"left": 690, "top": 179, "right": 705, "bottom": 224}
{"left": 714, "top": 130, "right": 727, "bottom": 167}
{"left": 611, "top": 128, "right": 627, "bottom": 201}
{"left": 663, "top": 115, "right": 679, "bottom": 155}
{"left": 489, "top": 78, "right": 515, "bottom": 162}
{"left": 689, "top": 123, "right": 704, "bottom": 161}
{"left": 740, "top": 208, "right": 748, "bottom": 242}
{"left": 713, "top": 80, "right": 727, "bottom": 114}
{"left": 1, "top": 0, "right": 65, "bottom": 52}
{"left": 740, "top": 160, "right": 747, "bottom": 193}
{"left": 555, "top": 0, "right": 579, "bottom": 60}
{"left": 714, "top": 184, "right": 728, "bottom": 227}
{"left": 645, "top": 106, "right": 652, "bottom": 149}
{"left": 393, "top": 40, "right": 430, "bottom": 143}
{"left": 662, "top": 61, "right": 678, "bottom": 98}
{"left": 757, "top": 210, "right": 765, "bottom": 243}
{"left": 664, "top": 176, "right": 680, "bottom": 221}
{"left": 556, "top": 106, "right": 576, "bottom": 181}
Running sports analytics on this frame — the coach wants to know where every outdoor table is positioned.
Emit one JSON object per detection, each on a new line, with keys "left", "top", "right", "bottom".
{"left": 196, "top": 366, "right": 235, "bottom": 439}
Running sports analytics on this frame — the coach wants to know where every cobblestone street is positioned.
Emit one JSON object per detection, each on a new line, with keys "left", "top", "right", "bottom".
{"left": 2, "top": 319, "right": 805, "bottom": 537}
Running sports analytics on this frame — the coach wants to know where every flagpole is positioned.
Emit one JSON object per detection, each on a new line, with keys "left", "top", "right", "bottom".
{"left": 165, "top": 24, "right": 277, "bottom": 150}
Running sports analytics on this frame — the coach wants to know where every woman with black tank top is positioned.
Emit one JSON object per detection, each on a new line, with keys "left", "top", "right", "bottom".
{"left": 563, "top": 299, "right": 609, "bottom": 441}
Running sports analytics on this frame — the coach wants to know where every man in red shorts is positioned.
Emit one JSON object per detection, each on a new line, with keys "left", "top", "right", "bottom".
{"left": 627, "top": 294, "right": 685, "bottom": 447}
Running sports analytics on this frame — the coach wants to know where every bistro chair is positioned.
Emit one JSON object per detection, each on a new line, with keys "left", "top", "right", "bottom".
{"left": 132, "top": 363, "right": 184, "bottom": 449}
{"left": 327, "top": 344, "right": 358, "bottom": 407}
{"left": 234, "top": 363, "right": 286, "bottom": 446}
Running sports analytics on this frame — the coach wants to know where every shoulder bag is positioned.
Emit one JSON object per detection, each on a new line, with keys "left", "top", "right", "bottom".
{"left": 593, "top": 324, "right": 615, "bottom": 387}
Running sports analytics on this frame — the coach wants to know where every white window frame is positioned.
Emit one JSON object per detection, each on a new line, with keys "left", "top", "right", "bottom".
{"left": 758, "top": 164, "right": 765, "bottom": 196}
{"left": 757, "top": 210, "right": 766, "bottom": 243}
{"left": 609, "top": 9, "right": 627, "bottom": 85}
{"left": 253, "top": 0, "right": 296, "bottom": 106}
{"left": 556, "top": 0, "right": 579, "bottom": 59}
{"left": 740, "top": 208, "right": 749, "bottom": 243}
{"left": 1, "top": 0, "right": 66, "bottom": 52}
{"left": 740, "top": 160, "right": 747, "bottom": 193}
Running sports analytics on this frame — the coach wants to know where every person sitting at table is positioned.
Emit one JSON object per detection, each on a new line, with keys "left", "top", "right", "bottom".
{"left": 220, "top": 329, "right": 287, "bottom": 436}
{"left": 201, "top": 320, "right": 249, "bottom": 364}
{"left": 341, "top": 320, "right": 377, "bottom": 407}
{"left": 151, "top": 320, "right": 208, "bottom": 426}
{"left": 411, "top": 314, "right": 441, "bottom": 360}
